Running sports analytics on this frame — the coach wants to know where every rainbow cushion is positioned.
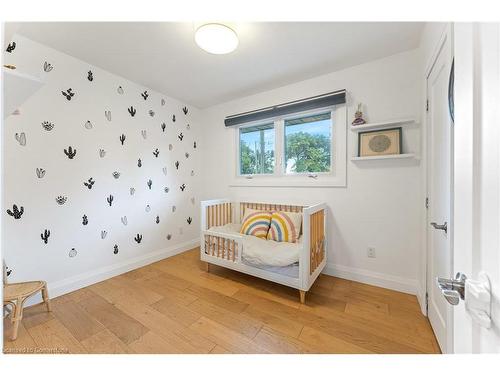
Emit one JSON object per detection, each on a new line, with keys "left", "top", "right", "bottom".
{"left": 240, "top": 208, "right": 272, "bottom": 238}
{"left": 267, "top": 211, "right": 302, "bottom": 243}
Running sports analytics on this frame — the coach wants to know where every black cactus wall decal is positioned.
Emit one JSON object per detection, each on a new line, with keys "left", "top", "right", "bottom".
{"left": 64, "top": 146, "right": 77, "bottom": 159}
{"left": 134, "top": 234, "right": 143, "bottom": 243}
{"left": 87, "top": 70, "right": 93, "bottom": 81}
{"left": 164, "top": 187, "right": 170, "bottom": 193}
{"left": 69, "top": 248, "right": 77, "bottom": 257}
{"left": 178, "top": 133, "right": 184, "bottom": 141}
{"left": 84, "top": 177, "right": 95, "bottom": 189}
{"left": 6, "top": 204, "right": 24, "bottom": 219}
{"left": 162, "top": 167, "right": 167, "bottom": 175}
{"left": 107, "top": 194, "right": 114, "bottom": 206}
{"left": 84, "top": 120, "right": 93, "bottom": 130}
{"left": 180, "top": 183, "right": 186, "bottom": 191}
{"left": 185, "top": 152, "right": 190, "bottom": 159}
{"left": 187, "top": 217, "right": 192, "bottom": 225}
{"left": 161, "top": 98, "right": 166, "bottom": 106}
{"left": 42, "top": 121, "right": 54, "bottom": 131}
{"left": 155, "top": 215, "right": 160, "bottom": 224}
{"left": 186, "top": 124, "right": 191, "bottom": 130}
{"left": 169, "top": 144, "right": 173, "bottom": 151}
{"left": 128, "top": 106, "right": 136, "bottom": 117}
{"left": 6, "top": 42, "right": 16, "bottom": 53}
{"left": 101, "top": 230, "right": 107, "bottom": 239}
{"left": 172, "top": 114, "right": 176, "bottom": 122}
{"left": 6, "top": 266, "right": 12, "bottom": 277}
{"left": 36, "top": 168, "right": 46, "bottom": 178}
{"left": 138, "top": 158, "right": 142, "bottom": 167}
{"left": 55, "top": 196, "right": 67, "bottom": 205}
{"left": 161, "top": 123, "right": 166, "bottom": 132}
{"left": 167, "top": 234, "right": 172, "bottom": 240}
{"left": 113, "top": 244, "right": 119, "bottom": 254}
{"left": 182, "top": 106, "right": 188, "bottom": 115}
{"left": 175, "top": 161, "right": 180, "bottom": 170}
{"left": 141, "top": 130, "right": 147, "bottom": 139}
{"left": 147, "top": 179, "right": 152, "bottom": 190}
{"left": 117, "top": 86, "right": 124, "bottom": 94}
{"left": 119, "top": 134, "right": 126, "bottom": 145}
{"left": 99, "top": 149, "right": 106, "bottom": 158}
{"left": 141, "top": 90, "right": 149, "bottom": 100}
{"left": 112, "top": 171, "right": 120, "bottom": 179}
{"left": 105, "top": 110, "right": 112, "bottom": 121}
{"left": 121, "top": 216, "right": 128, "bottom": 225}
{"left": 153, "top": 148, "right": 159, "bottom": 158}
{"left": 82, "top": 214, "right": 88, "bottom": 225}
{"left": 194, "top": 141, "right": 197, "bottom": 149}
{"left": 41, "top": 229, "right": 50, "bottom": 244}
{"left": 43, "top": 61, "right": 53, "bottom": 72}
{"left": 62, "top": 88, "right": 75, "bottom": 101}
{"left": 148, "top": 110, "right": 155, "bottom": 117}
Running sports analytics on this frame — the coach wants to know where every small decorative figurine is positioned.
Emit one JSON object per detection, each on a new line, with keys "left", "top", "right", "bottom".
{"left": 352, "top": 103, "right": 366, "bottom": 125}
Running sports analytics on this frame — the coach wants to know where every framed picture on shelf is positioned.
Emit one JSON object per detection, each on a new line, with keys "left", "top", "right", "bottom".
{"left": 358, "top": 127, "right": 402, "bottom": 157}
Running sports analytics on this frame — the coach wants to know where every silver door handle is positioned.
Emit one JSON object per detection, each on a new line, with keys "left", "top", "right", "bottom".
{"left": 437, "top": 272, "right": 466, "bottom": 305}
{"left": 430, "top": 221, "right": 447, "bottom": 234}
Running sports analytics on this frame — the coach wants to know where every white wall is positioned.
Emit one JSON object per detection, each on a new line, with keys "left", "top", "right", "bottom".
{"left": 2, "top": 35, "right": 201, "bottom": 299}
{"left": 200, "top": 49, "right": 424, "bottom": 294}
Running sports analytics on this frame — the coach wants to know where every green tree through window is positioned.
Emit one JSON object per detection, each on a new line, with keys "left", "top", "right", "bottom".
{"left": 239, "top": 124, "right": 274, "bottom": 174}
{"left": 285, "top": 112, "right": 332, "bottom": 173}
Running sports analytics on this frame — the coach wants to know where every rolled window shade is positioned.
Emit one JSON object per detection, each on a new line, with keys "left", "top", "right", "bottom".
{"left": 225, "top": 89, "right": 346, "bottom": 127}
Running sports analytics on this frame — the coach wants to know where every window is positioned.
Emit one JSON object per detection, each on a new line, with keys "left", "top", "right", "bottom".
{"left": 234, "top": 106, "right": 346, "bottom": 187}
{"left": 239, "top": 123, "right": 275, "bottom": 175}
{"left": 284, "top": 112, "right": 332, "bottom": 174}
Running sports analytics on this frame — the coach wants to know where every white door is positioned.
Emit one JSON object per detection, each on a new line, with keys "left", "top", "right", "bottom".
{"left": 426, "top": 27, "right": 454, "bottom": 353}
{"left": 452, "top": 22, "right": 500, "bottom": 353}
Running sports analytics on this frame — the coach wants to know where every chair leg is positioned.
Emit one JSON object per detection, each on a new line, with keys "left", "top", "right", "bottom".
{"left": 11, "top": 298, "right": 23, "bottom": 341}
{"left": 299, "top": 290, "right": 306, "bottom": 304}
{"left": 42, "top": 284, "right": 51, "bottom": 312}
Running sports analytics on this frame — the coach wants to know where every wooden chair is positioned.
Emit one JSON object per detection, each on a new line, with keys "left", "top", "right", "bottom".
{"left": 3, "top": 281, "right": 51, "bottom": 340}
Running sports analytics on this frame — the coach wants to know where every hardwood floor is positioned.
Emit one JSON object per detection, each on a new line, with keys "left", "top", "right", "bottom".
{"left": 3, "top": 248, "right": 440, "bottom": 354}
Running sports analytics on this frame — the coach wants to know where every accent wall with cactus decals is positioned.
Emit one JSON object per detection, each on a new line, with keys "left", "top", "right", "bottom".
{"left": 3, "top": 35, "right": 200, "bottom": 291}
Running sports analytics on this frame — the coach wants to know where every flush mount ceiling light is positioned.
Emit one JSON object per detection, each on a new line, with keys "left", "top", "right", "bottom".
{"left": 195, "top": 23, "right": 239, "bottom": 55}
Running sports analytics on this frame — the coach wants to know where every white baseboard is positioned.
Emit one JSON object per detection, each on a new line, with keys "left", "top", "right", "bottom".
{"left": 25, "top": 239, "right": 199, "bottom": 307}
{"left": 322, "top": 262, "right": 419, "bottom": 295}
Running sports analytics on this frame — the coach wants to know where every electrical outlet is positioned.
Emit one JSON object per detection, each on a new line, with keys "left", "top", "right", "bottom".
{"left": 367, "top": 247, "right": 376, "bottom": 258}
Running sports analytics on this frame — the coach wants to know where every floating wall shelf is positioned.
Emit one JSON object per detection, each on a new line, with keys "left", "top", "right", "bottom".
{"left": 350, "top": 118, "right": 417, "bottom": 132}
{"left": 351, "top": 153, "right": 416, "bottom": 162}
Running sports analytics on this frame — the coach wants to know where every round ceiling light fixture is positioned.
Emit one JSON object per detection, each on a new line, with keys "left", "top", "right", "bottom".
{"left": 195, "top": 23, "right": 239, "bottom": 55}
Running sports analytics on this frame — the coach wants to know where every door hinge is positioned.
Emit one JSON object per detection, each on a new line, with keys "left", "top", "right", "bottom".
{"left": 425, "top": 292, "right": 429, "bottom": 314}
{"left": 426, "top": 99, "right": 429, "bottom": 112}
{"left": 425, "top": 197, "right": 429, "bottom": 209}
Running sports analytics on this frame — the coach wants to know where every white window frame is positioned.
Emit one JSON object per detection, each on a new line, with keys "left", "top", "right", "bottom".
{"left": 231, "top": 104, "right": 347, "bottom": 188}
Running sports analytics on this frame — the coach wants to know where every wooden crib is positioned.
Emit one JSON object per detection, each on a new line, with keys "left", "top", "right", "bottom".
{"left": 200, "top": 199, "right": 327, "bottom": 303}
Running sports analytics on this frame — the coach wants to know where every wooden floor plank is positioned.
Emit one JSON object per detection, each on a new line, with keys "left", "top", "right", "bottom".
{"left": 78, "top": 294, "right": 149, "bottom": 345}
{"left": 4, "top": 247, "right": 439, "bottom": 354}
{"left": 187, "top": 298, "right": 262, "bottom": 339}
{"left": 27, "top": 319, "right": 86, "bottom": 354}
{"left": 80, "top": 329, "right": 135, "bottom": 354}
{"left": 189, "top": 317, "right": 268, "bottom": 354}
{"left": 115, "top": 297, "right": 214, "bottom": 353}
{"left": 51, "top": 300, "right": 105, "bottom": 342}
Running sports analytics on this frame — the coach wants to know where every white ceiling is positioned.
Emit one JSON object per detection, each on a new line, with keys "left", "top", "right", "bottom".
{"left": 9, "top": 22, "right": 424, "bottom": 108}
